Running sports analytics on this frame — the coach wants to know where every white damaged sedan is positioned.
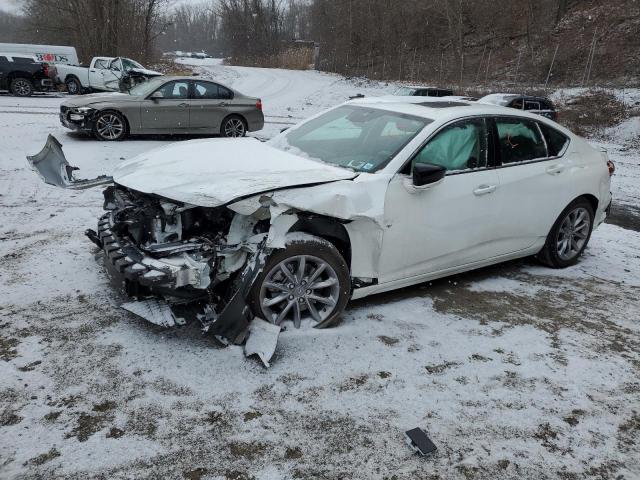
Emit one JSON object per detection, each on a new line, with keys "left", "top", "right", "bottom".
{"left": 28, "top": 96, "right": 614, "bottom": 345}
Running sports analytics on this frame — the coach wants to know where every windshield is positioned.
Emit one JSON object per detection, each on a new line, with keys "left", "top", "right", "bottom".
{"left": 128, "top": 76, "right": 167, "bottom": 96}
{"left": 269, "top": 105, "right": 430, "bottom": 172}
{"left": 122, "top": 58, "right": 144, "bottom": 70}
{"left": 394, "top": 87, "right": 417, "bottom": 96}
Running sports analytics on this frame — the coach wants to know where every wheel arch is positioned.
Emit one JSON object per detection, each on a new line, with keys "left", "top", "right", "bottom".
{"left": 64, "top": 73, "right": 81, "bottom": 83}
{"left": 94, "top": 108, "right": 131, "bottom": 135}
{"left": 577, "top": 193, "right": 599, "bottom": 214}
{"left": 288, "top": 215, "right": 352, "bottom": 269}
{"left": 221, "top": 113, "right": 247, "bottom": 130}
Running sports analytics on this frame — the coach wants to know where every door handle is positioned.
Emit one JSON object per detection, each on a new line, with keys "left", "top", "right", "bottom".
{"left": 178, "top": 103, "right": 189, "bottom": 108}
{"left": 473, "top": 184, "right": 497, "bottom": 196}
{"left": 546, "top": 164, "right": 564, "bottom": 175}
{"left": 219, "top": 102, "right": 228, "bottom": 107}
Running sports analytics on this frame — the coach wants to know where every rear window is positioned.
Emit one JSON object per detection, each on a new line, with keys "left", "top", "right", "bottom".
{"left": 538, "top": 122, "right": 569, "bottom": 156}
{"left": 11, "top": 57, "right": 35, "bottom": 65}
{"left": 496, "top": 117, "right": 547, "bottom": 164}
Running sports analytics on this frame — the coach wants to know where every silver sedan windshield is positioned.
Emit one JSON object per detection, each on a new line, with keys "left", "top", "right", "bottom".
{"left": 270, "top": 105, "right": 430, "bottom": 172}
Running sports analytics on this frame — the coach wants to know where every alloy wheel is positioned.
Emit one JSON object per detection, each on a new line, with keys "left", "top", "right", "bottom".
{"left": 96, "top": 114, "right": 124, "bottom": 140}
{"left": 259, "top": 255, "right": 340, "bottom": 328}
{"left": 555, "top": 207, "right": 590, "bottom": 261}
{"left": 12, "top": 79, "right": 32, "bottom": 96}
{"left": 224, "top": 118, "right": 245, "bottom": 137}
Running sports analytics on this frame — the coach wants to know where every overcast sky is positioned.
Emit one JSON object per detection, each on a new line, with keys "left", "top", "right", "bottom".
{"left": 0, "top": 0, "right": 21, "bottom": 13}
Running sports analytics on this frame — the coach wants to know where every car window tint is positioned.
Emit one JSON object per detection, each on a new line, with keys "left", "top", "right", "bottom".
{"left": 524, "top": 100, "right": 541, "bottom": 110}
{"left": 193, "top": 81, "right": 219, "bottom": 99}
{"left": 155, "top": 81, "right": 190, "bottom": 99}
{"left": 538, "top": 122, "right": 569, "bottom": 156}
{"left": 413, "top": 118, "right": 488, "bottom": 171}
{"left": 218, "top": 85, "right": 233, "bottom": 99}
{"left": 496, "top": 118, "right": 547, "bottom": 163}
{"left": 509, "top": 99, "right": 524, "bottom": 109}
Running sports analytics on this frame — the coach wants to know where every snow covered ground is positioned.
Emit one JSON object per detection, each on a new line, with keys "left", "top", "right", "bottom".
{"left": 1, "top": 61, "right": 639, "bottom": 479}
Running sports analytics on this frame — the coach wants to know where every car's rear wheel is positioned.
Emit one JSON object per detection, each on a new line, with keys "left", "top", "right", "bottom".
{"left": 250, "top": 233, "right": 350, "bottom": 329}
{"left": 10, "top": 78, "right": 34, "bottom": 97}
{"left": 93, "top": 111, "right": 127, "bottom": 141}
{"left": 537, "top": 198, "right": 594, "bottom": 268}
{"left": 65, "top": 77, "right": 82, "bottom": 95}
{"left": 221, "top": 115, "right": 246, "bottom": 137}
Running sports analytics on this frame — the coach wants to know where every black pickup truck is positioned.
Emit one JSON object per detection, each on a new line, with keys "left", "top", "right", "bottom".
{"left": 0, "top": 54, "right": 53, "bottom": 96}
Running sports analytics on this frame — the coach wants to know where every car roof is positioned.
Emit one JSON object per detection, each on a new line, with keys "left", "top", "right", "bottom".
{"left": 478, "top": 93, "right": 552, "bottom": 105}
{"left": 347, "top": 95, "right": 560, "bottom": 125}
{"left": 398, "top": 85, "right": 452, "bottom": 90}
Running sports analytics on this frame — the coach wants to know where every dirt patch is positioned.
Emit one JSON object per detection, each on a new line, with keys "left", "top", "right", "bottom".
{"left": 24, "top": 448, "right": 61, "bottom": 466}
{"left": 243, "top": 411, "right": 263, "bottom": 422}
{"left": 338, "top": 374, "right": 368, "bottom": 391}
{"left": 228, "top": 441, "right": 267, "bottom": 460}
{"left": 377, "top": 335, "right": 399, "bottom": 346}
{"left": 557, "top": 90, "right": 629, "bottom": 136}
{"left": 66, "top": 412, "right": 109, "bottom": 442}
{"left": 425, "top": 361, "right": 461, "bottom": 375}
{"left": 0, "top": 333, "right": 19, "bottom": 361}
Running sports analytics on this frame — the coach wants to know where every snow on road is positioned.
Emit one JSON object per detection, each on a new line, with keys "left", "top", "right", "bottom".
{"left": 0, "top": 63, "right": 639, "bottom": 479}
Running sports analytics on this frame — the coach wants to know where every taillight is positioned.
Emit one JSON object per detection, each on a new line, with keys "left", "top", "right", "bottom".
{"left": 256, "top": 99, "right": 262, "bottom": 111}
{"left": 607, "top": 160, "right": 615, "bottom": 176}
{"left": 43, "top": 63, "right": 49, "bottom": 76}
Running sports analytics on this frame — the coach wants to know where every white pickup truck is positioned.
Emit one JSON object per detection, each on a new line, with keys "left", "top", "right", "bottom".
{"left": 51, "top": 56, "right": 162, "bottom": 94}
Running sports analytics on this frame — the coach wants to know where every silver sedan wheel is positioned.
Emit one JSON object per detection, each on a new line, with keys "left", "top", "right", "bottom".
{"left": 96, "top": 114, "right": 124, "bottom": 140}
{"left": 259, "top": 255, "right": 340, "bottom": 328}
{"left": 224, "top": 118, "right": 245, "bottom": 137}
{"left": 556, "top": 207, "right": 590, "bottom": 260}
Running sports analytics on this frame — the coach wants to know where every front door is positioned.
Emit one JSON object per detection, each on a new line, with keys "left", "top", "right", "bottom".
{"left": 378, "top": 117, "right": 502, "bottom": 283}
{"left": 190, "top": 80, "right": 234, "bottom": 132}
{"left": 140, "top": 80, "right": 191, "bottom": 131}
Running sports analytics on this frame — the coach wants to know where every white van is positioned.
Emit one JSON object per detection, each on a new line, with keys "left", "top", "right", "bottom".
{"left": 0, "top": 43, "right": 78, "bottom": 65}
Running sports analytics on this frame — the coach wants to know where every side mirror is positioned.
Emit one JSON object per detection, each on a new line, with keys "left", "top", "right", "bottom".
{"left": 412, "top": 162, "right": 446, "bottom": 187}
{"left": 150, "top": 91, "right": 164, "bottom": 101}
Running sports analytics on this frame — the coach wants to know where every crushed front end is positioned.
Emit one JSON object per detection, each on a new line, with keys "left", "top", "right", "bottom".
{"left": 87, "top": 184, "right": 270, "bottom": 343}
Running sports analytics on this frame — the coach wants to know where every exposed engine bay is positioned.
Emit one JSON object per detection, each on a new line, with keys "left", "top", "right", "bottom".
{"left": 87, "top": 184, "right": 273, "bottom": 344}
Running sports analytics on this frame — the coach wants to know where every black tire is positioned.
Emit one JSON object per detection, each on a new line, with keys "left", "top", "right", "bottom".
{"left": 220, "top": 115, "right": 247, "bottom": 137}
{"left": 537, "top": 198, "right": 594, "bottom": 268}
{"left": 65, "top": 77, "right": 82, "bottom": 95}
{"left": 250, "top": 233, "right": 350, "bottom": 329}
{"left": 92, "top": 111, "right": 127, "bottom": 141}
{"left": 10, "top": 77, "right": 34, "bottom": 97}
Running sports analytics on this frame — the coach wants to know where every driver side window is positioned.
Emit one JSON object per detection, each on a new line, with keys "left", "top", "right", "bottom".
{"left": 412, "top": 118, "right": 488, "bottom": 172}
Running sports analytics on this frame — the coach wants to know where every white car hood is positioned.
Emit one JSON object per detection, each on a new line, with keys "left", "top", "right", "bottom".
{"left": 113, "top": 137, "right": 358, "bottom": 207}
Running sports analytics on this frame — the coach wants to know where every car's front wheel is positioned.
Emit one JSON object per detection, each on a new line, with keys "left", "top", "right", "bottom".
{"left": 93, "top": 111, "right": 127, "bottom": 141}
{"left": 221, "top": 115, "right": 246, "bottom": 137}
{"left": 537, "top": 198, "right": 594, "bottom": 268}
{"left": 250, "top": 233, "right": 350, "bottom": 329}
{"left": 10, "top": 78, "right": 34, "bottom": 97}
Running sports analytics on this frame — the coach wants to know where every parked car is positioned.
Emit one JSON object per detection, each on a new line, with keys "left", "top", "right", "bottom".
{"left": 394, "top": 85, "right": 454, "bottom": 97}
{"left": 478, "top": 93, "right": 558, "bottom": 120}
{"left": 28, "top": 96, "right": 613, "bottom": 344}
{"left": 0, "top": 42, "right": 79, "bottom": 65}
{"left": 0, "top": 53, "right": 53, "bottom": 96}
{"left": 51, "top": 56, "right": 162, "bottom": 95}
{"left": 58, "top": 75, "right": 264, "bottom": 140}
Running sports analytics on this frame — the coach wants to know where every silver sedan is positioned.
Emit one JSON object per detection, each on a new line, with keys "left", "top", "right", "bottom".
{"left": 58, "top": 76, "right": 264, "bottom": 140}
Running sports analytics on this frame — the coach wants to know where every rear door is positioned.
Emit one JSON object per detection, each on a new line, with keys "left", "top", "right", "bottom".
{"left": 491, "top": 116, "right": 571, "bottom": 252}
{"left": 139, "top": 79, "right": 191, "bottom": 131}
{"left": 189, "top": 80, "right": 233, "bottom": 131}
